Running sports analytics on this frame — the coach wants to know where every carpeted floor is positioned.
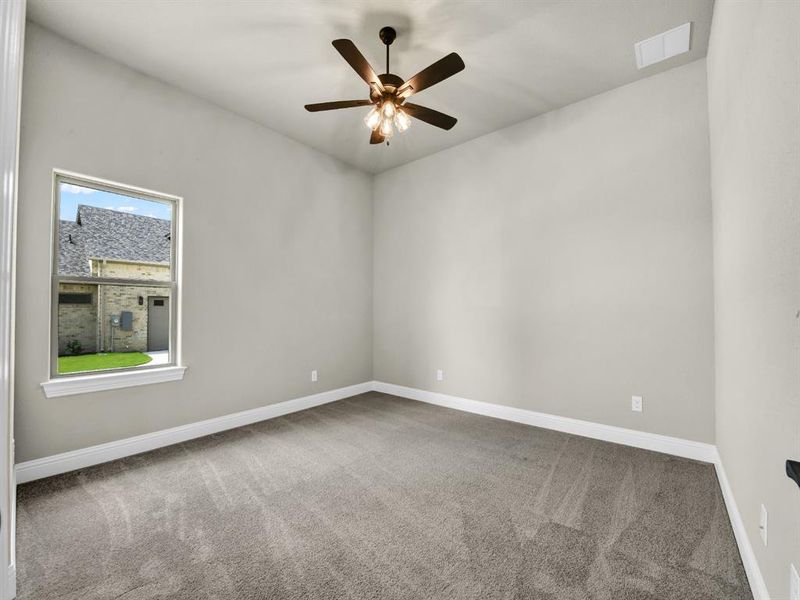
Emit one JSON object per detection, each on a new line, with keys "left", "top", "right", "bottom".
{"left": 17, "top": 392, "right": 752, "bottom": 599}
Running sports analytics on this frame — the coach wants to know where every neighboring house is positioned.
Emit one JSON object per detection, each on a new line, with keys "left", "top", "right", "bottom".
{"left": 58, "top": 205, "right": 171, "bottom": 355}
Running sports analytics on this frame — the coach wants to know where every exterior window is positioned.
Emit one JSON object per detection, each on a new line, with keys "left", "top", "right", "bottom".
{"left": 52, "top": 172, "right": 180, "bottom": 377}
{"left": 58, "top": 292, "right": 93, "bottom": 305}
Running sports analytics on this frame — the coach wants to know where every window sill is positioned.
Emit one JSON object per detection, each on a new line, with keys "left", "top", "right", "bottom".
{"left": 41, "top": 366, "right": 187, "bottom": 398}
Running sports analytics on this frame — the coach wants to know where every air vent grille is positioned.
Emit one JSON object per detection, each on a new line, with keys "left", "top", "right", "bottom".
{"left": 635, "top": 22, "right": 692, "bottom": 69}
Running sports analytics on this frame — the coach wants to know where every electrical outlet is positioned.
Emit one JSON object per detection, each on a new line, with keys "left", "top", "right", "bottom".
{"left": 631, "top": 395, "right": 643, "bottom": 412}
{"left": 759, "top": 504, "right": 768, "bottom": 546}
{"left": 790, "top": 563, "right": 799, "bottom": 600}
{"left": 311, "top": 370, "right": 318, "bottom": 383}
{"left": 436, "top": 369, "right": 443, "bottom": 381}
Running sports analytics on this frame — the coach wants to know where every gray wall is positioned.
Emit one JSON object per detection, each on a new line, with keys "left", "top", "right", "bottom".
{"left": 16, "top": 19, "right": 798, "bottom": 594}
{"left": 707, "top": 1, "right": 800, "bottom": 597}
{"left": 15, "top": 24, "right": 373, "bottom": 462}
{"left": 374, "top": 59, "right": 716, "bottom": 443}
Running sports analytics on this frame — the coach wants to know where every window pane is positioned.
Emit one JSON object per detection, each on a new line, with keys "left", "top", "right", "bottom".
{"left": 58, "top": 292, "right": 92, "bottom": 304}
{"left": 58, "top": 181, "right": 172, "bottom": 280}
{"left": 57, "top": 283, "right": 171, "bottom": 374}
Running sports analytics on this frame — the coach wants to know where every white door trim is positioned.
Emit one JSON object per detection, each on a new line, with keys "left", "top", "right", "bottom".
{"left": 0, "top": 1, "right": 25, "bottom": 598}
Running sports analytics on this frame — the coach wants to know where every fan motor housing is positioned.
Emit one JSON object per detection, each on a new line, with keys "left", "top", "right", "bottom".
{"left": 378, "top": 73, "right": 404, "bottom": 88}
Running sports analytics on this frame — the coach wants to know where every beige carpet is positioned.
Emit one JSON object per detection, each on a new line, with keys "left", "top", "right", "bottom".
{"left": 17, "top": 392, "right": 751, "bottom": 599}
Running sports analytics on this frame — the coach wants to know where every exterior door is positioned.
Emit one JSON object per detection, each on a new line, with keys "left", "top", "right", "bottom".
{"left": 147, "top": 296, "right": 169, "bottom": 351}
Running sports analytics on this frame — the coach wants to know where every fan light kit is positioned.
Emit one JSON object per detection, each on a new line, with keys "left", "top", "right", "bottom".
{"left": 305, "top": 27, "right": 465, "bottom": 145}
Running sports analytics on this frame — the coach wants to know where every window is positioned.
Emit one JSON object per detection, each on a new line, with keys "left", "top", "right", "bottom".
{"left": 58, "top": 292, "right": 93, "bottom": 305}
{"left": 50, "top": 171, "right": 181, "bottom": 380}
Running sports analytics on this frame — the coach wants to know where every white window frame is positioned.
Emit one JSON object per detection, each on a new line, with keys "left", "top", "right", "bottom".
{"left": 41, "top": 170, "right": 185, "bottom": 398}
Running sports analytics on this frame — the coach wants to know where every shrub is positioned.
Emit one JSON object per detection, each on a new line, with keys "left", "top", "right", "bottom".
{"left": 65, "top": 339, "right": 83, "bottom": 355}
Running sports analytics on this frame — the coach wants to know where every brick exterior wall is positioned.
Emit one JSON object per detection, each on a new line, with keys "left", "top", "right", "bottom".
{"left": 91, "top": 259, "right": 170, "bottom": 282}
{"left": 57, "top": 283, "right": 97, "bottom": 354}
{"left": 58, "top": 261, "right": 170, "bottom": 355}
{"left": 96, "top": 284, "right": 170, "bottom": 353}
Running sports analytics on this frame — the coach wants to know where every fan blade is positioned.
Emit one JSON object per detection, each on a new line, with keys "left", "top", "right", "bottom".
{"left": 305, "top": 99, "right": 374, "bottom": 112}
{"left": 397, "top": 53, "right": 465, "bottom": 98}
{"left": 332, "top": 39, "right": 384, "bottom": 91}
{"left": 402, "top": 103, "right": 457, "bottom": 130}
{"left": 370, "top": 129, "right": 385, "bottom": 144}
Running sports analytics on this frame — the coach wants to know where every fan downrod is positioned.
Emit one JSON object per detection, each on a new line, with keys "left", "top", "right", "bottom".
{"left": 379, "top": 27, "right": 397, "bottom": 76}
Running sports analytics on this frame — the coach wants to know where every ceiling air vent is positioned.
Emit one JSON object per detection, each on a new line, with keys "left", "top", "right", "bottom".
{"left": 634, "top": 22, "right": 692, "bottom": 69}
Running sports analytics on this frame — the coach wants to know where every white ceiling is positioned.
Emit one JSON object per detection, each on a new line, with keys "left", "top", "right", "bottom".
{"left": 27, "top": 0, "right": 714, "bottom": 174}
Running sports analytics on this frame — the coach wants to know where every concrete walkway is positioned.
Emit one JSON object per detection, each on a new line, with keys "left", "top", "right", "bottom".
{"left": 144, "top": 350, "right": 169, "bottom": 366}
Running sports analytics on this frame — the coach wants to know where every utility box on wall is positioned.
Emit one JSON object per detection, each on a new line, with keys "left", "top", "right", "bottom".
{"left": 120, "top": 310, "right": 133, "bottom": 331}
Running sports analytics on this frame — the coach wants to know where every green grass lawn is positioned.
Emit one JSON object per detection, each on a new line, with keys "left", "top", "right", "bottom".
{"left": 58, "top": 352, "right": 152, "bottom": 374}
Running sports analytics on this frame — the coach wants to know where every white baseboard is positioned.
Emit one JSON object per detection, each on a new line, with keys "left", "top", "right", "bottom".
{"left": 372, "top": 381, "right": 717, "bottom": 463}
{"left": 713, "top": 451, "right": 770, "bottom": 600}
{"left": 16, "top": 381, "right": 373, "bottom": 484}
{"left": 16, "top": 378, "right": 768, "bottom": 600}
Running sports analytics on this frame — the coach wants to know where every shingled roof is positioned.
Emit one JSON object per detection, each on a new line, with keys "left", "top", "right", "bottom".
{"left": 58, "top": 205, "right": 170, "bottom": 276}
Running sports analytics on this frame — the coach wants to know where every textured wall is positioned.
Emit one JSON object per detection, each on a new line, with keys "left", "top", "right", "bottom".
{"left": 374, "top": 60, "right": 715, "bottom": 443}
{"left": 707, "top": 1, "right": 800, "bottom": 597}
{"left": 16, "top": 24, "right": 373, "bottom": 462}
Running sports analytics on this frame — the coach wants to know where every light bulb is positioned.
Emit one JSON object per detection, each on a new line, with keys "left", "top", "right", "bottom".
{"left": 379, "top": 117, "right": 394, "bottom": 137}
{"left": 394, "top": 109, "right": 411, "bottom": 132}
{"left": 364, "top": 107, "right": 380, "bottom": 130}
{"left": 381, "top": 100, "right": 396, "bottom": 119}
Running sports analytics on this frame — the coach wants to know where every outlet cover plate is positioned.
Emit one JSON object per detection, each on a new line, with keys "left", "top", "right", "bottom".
{"left": 759, "top": 504, "right": 768, "bottom": 546}
{"left": 631, "top": 396, "right": 643, "bottom": 412}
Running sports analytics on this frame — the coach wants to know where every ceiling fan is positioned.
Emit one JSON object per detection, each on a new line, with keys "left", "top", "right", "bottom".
{"left": 304, "top": 27, "right": 465, "bottom": 145}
